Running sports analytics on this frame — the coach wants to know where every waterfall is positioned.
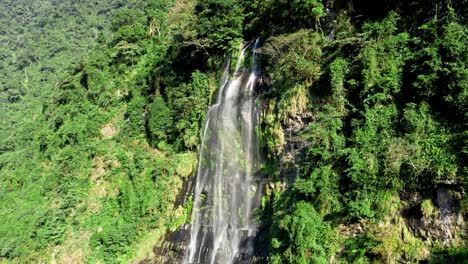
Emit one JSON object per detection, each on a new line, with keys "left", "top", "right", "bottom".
{"left": 184, "top": 40, "right": 263, "bottom": 264}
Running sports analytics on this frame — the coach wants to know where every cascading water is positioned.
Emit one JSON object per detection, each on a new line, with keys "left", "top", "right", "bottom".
{"left": 184, "top": 40, "right": 263, "bottom": 264}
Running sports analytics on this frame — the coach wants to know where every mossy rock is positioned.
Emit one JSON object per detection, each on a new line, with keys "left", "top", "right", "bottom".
{"left": 175, "top": 152, "right": 198, "bottom": 179}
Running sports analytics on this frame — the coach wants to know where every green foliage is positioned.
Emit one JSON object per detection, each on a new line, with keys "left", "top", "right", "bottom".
{"left": 346, "top": 104, "right": 400, "bottom": 218}
{"left": 243, "top": 0, "right": 326, "bottom": 35}
{"left": 360, "top": 12, "right": 411, "bottom": 105}
{"left": 0, "top": 0, "right": 197, "bottom": 262}
{"left": 1, "top": 0, "right": 466, "bottom": 263}
{"left": 148, "top": 97, "right": 174, "bottom": 142}
{"left": 271, "top": 201, "right": 338, "bottom": 264}
{"left": 260, "top": 5, "right": 467, "bottom": 263}
{"left": 90, "top": 222, "right": 138, "bottom": 261}
{"left": 430, "top": 246, "right": 468, "bottom": 264}
{"left": 264, "top": 30, "right": 323, "bottom": 92}
{"left": 412, "top": 10, "right": 468, "bottom": 113}
{"left": 174, "top": 152, "right": 197, "bottom": 179}
{"left": 193, "top": 0, "right": 244, "bottom": 51}
{"left": 421, "top": 199, "right": 438, "bottom": 218}
{"left": 401, "top": 102, "right": 459, "bottom": 186}
{"left": 0, "top": 0, "right": 148, "bottom": 153}
{"left": 295, "top": 165, "right": 342, "bottom": 215}
{"left": 111, "top": 9, "right": 147, "bottom": 32}
{"left": 329, "top": 58, "right": 349, "bottom": 114}
{"left": 124, "top": 93, "right": 146, "bottom": 136}
{"left": 342, "top": 235, "right": 379, "bottom": 263}
{"left": 168, "top": 71, "right": 213, "bottom": 149}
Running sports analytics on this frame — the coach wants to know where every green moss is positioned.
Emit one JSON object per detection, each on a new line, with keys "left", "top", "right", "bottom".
{"left": 421, "top": 199, "right": 439, "bottom": 219}
{"left": 175, "top": 152, "right": 197, "bottom": 179}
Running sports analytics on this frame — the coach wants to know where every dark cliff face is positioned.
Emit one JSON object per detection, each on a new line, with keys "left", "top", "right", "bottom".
{"left": 144, "top": 227, "right": 190, "bottom": 264}
{"left": 403, "top": 185, "right": 466, "bottom": 244}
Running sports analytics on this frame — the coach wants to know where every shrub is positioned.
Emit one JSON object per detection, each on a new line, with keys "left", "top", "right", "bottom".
{"left": 147, "top": 97, "right": 174, "bottom": 142}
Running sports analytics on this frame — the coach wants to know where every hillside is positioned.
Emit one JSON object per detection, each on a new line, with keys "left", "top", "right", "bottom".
{"left": 0, "top": 0, "right": 466, "bottom": 263}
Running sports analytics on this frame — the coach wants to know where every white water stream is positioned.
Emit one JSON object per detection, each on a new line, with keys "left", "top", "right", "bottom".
{"left": 184, "top": 40, "right": 262, "bottom": 264}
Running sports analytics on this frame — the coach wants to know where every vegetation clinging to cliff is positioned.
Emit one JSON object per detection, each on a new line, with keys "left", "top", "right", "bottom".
{"left": 0, "top": 0, "right": 466, "bottom": 263}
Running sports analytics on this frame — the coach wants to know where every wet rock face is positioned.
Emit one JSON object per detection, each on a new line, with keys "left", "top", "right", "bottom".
{"left": 139, "top": 226, "right": 190, "bottom": 264}
{"left": 404, "top": 185, "right": 466, "bottom": 246}
{"left": 144, "top": 224, "right": 270, "bottom": 264}
{"left": 437, "top": 186, "right": 460, "bottom": 216}
{"left": 280, "top": 111, "right": 313, "bottom": 184}
{"left": 139, "top": 171, "right": 195, "bottom": 264}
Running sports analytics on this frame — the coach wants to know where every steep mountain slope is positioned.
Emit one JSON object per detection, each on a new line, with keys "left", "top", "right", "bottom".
{"left": 0, "top": 0, "right": 466, "bottom": 263}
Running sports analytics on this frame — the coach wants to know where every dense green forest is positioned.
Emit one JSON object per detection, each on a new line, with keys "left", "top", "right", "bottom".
{"left": 0, "top": 0, "right": 466, "bottom": 263}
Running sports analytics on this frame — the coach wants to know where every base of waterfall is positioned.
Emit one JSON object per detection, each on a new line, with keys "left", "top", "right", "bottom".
{"left": 149, "top": 224, "right": 270, "bottom": 264}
